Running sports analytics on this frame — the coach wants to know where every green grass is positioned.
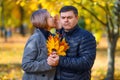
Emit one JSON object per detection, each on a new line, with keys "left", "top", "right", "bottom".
{"left": 0, "top": 34, "right": 120, "bottom": 80}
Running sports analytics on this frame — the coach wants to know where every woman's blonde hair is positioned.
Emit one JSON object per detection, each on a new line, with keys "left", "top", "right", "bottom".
{"left": 31, "top": 9, "right": 49, "bottom": 29}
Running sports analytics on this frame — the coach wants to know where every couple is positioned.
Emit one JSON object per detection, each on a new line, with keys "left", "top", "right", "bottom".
{"left": 22, "top": 6, "right": 96, "bottom": 80}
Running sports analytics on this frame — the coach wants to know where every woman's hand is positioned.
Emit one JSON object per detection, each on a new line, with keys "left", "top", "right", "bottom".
{"left": 47, "top": 53, "right": 59, "bottom": 67}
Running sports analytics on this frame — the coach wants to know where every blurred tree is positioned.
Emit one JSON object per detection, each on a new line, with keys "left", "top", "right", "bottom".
{"left": 0, "top": 0, "right": 10, "bottom": 41}
{"left": 17, "top": 0, "right": 41, "bottom": 34}
{"left": 0, "top": 0, "right": 41, "bottom": 37}
{"left": 78, "top": 16, "right": 86, "bottom": 29}
{"left": 0, "top": 0, "right": 4, "bottom": 26}
{"left": 72, "top": 0, "right": 120, "bottom": 80}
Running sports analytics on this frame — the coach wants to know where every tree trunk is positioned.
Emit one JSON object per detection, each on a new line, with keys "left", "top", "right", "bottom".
{"left": 0, "top": 0, "right": 7, "bottom": 42}
{"left": 105, "top": 38, "right": 117, "bottom": 80}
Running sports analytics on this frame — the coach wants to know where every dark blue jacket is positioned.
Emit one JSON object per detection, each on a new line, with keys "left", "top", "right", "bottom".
{"left": 55, "top": 25, "right": 96, "bottom": 80}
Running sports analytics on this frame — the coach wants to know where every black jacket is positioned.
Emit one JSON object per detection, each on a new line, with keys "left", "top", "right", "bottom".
{"left": 55, "top": 25, "right": 96, "bottom": 80}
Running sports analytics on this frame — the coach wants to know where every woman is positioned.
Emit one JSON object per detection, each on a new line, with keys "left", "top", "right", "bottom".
{"left": 22, "top": 9, "right": 59, "bottom": 80}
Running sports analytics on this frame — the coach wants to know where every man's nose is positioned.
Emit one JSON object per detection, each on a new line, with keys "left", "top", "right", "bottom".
{"left": 64, "top": 18, "right": 68, "bottom": 22}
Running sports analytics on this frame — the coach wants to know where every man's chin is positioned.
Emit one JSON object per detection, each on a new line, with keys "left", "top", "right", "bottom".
{"left": 64, "top": 28, "right": 71, "bottom": 32}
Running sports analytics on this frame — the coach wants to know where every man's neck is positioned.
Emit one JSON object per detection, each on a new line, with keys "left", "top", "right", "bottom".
{"left": 64, "top": 29, "right": 69, "bottom": 32}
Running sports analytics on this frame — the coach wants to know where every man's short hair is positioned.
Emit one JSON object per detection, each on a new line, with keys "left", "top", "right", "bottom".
{"left": 59, "top": 6, "right": 78, "bottom": 16}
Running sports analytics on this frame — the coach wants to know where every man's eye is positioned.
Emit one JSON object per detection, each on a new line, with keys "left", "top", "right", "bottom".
{"left": 61, "top": 17, "right": 65, "bottom": 19}
{"left": 68, "top": 17, "right": 72, "bottom": 19}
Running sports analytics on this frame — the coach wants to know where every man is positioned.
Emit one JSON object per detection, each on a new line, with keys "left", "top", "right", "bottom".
{"left": 47, "top": 6, "right": 96, "bottom": 80}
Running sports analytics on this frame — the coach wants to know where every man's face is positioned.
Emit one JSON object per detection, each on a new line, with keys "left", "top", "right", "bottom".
{"left": 60, "top": 11, "right": 78, "bottom": 32}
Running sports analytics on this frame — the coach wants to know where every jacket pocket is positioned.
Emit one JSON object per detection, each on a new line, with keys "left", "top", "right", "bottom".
{"left": 61, "top": 71, "right": 80, "bottom": 80}
{"left": 36, "top": 74, "right": 48, "bottom": 80}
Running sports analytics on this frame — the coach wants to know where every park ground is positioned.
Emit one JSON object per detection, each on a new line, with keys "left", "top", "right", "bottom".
{"left": 0, "top": 34, "right": 120, "bottom": 80}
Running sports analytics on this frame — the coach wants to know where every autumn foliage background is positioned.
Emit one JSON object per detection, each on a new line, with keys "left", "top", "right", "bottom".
{"left": 0, "top": 33, "right": 120, "bottom": 80}
{"left": 0, "top": 0, "right": 120, "bottom": 80}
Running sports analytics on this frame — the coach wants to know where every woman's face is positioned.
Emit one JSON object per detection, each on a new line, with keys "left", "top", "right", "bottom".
{"left": 47, "top": 13, "right": 55, "bottom": 29}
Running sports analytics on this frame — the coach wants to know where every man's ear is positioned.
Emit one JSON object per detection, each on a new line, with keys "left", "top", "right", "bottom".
{"left": 76, "top": 15, "right": 79, "bottom": 20}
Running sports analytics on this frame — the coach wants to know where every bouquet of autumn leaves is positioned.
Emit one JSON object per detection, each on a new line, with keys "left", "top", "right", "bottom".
{"left": 46, "top": 34, "right": 69, "bottom": 56}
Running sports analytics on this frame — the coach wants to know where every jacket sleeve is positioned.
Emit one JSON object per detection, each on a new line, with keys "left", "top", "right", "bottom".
{"left": 59, "top": 33, "right": 96, "bottom": 72}
{"left": 22, "top": 37, "right": 55, "bottom": 73}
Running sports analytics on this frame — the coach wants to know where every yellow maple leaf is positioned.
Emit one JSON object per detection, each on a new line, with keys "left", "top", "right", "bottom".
{"left": 46, "top": 34, "right": 69, "bottom": 56}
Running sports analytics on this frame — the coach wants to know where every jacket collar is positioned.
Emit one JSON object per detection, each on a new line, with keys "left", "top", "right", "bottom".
{"left": 34, "top": 28, "right": 51, "bottom": 39}
{"left": 63, "top": 24, "right": 79, "bottom": 35}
